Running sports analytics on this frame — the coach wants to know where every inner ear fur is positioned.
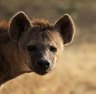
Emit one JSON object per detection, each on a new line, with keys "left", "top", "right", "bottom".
{"left": 54, "top": 14, "right": 75, "bottom": 44}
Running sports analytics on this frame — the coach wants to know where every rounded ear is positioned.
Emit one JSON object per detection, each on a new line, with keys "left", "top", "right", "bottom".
{"left": 54, "top": 14, "right": 75, "bottom": 44}
{"left": 8, "top": 11, "right": 31, "bottom": 40}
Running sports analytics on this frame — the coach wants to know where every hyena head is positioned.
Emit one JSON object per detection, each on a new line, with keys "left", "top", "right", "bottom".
{"left": 8, "top": 11, "right": 75, "bottom": 75}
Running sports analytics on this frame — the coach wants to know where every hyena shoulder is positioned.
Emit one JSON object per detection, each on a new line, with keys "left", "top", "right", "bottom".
{"left": 0, "top": 20, "right": 9, "bottom": 43}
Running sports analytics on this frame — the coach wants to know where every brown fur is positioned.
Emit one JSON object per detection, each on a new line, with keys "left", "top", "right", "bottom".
{"left": 0, "top": 21, "right": 9, "bottom": 43}
{"left": 0, "top": 11, "right": 75, "bottom": 85}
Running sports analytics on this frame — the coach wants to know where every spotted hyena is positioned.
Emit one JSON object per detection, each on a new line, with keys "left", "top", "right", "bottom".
{"left": 0, "top": 11, "right": 75, "bottom": 85}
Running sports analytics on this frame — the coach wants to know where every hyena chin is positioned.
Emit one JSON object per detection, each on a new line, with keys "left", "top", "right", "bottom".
{"left": 0, "top": 11, "right": 75, "bottom": 84}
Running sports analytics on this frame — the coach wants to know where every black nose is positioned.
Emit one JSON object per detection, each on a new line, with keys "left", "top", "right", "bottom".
{"left": 37, "top": 59, "right": 50, "bottom": 70}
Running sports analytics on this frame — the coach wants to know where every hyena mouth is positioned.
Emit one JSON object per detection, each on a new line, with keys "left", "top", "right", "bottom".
{"left": 34, "top": 69, "right": 48, "bottom": 75}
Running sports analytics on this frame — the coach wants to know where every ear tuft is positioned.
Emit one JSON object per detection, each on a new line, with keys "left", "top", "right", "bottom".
{"left": 9, "top": 11, "right": 31, "bottom": 40}
{"left": 55, "top": 14, "right": 75, "bottom": 44}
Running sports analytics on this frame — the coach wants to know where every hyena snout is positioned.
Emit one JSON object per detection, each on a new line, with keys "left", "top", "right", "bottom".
{"left": 36, "top": 58, "right": 50, "bottom": 70}
{"left": 33, "top": 58, "right": 52, "bottom": 75}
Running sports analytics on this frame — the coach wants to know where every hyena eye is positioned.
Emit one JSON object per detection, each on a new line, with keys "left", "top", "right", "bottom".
{"left": 27, "top": 45, "right": 37, "bottom": 52}
{"left": 50, "top": 46, "right": 57, "bottom": 52}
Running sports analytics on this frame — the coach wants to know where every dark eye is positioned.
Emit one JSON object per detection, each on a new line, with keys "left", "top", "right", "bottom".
{"left": 50, "top": 46, "right": 57, "bottom": 52}
{"left": 27, "top": 45, "right": 37, "bottom": 51}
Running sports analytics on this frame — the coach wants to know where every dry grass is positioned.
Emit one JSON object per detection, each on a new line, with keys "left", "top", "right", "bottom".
{"left": 0, "top": 44, "right": 96, "bottom": 94}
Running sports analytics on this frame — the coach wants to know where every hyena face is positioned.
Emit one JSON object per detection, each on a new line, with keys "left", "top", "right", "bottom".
{"left": 20, "top": 28, "right": 64, "bottom": 75}
{"left": 8, "top": 11, "right": 74, "bottom": 75}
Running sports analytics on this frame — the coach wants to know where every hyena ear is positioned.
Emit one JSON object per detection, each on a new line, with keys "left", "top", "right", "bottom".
{"left": 54, "top": 14, "right": 75, "bottom": 44}
{"left": 9, "top": 11, "right": 31, "bottom": 40}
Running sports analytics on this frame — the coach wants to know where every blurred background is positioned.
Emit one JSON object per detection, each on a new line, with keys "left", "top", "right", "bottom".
{"left": 0, "top": 0, "right": 96, "bottom": 94}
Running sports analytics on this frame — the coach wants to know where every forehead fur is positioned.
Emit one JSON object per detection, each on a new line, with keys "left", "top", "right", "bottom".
{"left": 32, "top": 19, "right": 54, "bottom": 31}
{"left": 27, "top": 19, "right": 64, "bottom": 48}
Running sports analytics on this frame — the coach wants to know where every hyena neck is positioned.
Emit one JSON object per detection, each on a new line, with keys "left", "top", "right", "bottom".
{"left": 0, "top": 40, "right": 31, "bottom": 85}
{"left": 0, "top": 71, "right": 27, "bottom": 85}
